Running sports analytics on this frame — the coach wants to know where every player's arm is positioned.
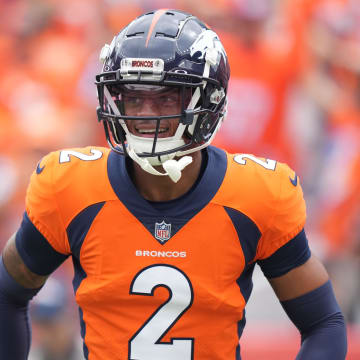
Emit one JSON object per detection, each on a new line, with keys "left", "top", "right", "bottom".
{"left": 268, "top": 252, "right": 328, "bottom": 300}
{"left": 266, "top": 250, "right": 347, "bottom": 359}
{"left": 0, "top": 214, "right": 69, "bottom": 360}
{"left": 255, "top": 163, "right": 347, "bottom": 359}
{"left": 0, "top": 152, "right": 72, "bottom": 359}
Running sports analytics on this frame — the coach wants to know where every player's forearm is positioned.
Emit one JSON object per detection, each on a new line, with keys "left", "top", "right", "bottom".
{"left": 296, "top": 311, "right": 347, "bottom": 359}
{"left": 281, "top": 280, "right": 347, "bottom": 359}
{"left": 0, "top": 301, "right": 31, "bottom": 359}
{"left": 0, "top": 257, "right": 40, "bottom": 359}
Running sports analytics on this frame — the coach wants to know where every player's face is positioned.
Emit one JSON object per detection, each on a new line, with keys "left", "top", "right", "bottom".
{"left": 121, "top": 86, "right": 190, "bottom": 138}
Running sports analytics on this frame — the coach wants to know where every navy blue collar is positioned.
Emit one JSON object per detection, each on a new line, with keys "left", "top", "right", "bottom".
{"left": 107, "top": 146, "right": 227, "bottom": 239}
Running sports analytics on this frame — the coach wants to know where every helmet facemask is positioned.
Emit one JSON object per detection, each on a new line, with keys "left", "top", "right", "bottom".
{"left": 97, "top": 70, "right": 226, "bottom": 166}
{"left": 104, "top": 83, "right": 193, "bottom": 165}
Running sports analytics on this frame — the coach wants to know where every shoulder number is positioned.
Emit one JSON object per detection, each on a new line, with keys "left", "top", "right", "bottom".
{"left": 59, "top": 149, "right": 103, "bottom": 163}
{"left": 234, "top": 154, "right": 277, "bottom": 171}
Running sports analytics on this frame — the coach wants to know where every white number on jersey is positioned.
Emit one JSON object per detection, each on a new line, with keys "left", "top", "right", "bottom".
{"left": 234, "top": 154, "right": 277, "bottom": 170}
{"left": 59, "top": 149, "right": 103, "bottom": 163}
{"left": 129, "top": 264, "right": 194, "bottom": 360}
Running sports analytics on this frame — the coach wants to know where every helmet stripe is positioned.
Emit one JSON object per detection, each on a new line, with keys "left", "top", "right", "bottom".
{"left": 145, "top": 9, "right": 169, "bottom": 48}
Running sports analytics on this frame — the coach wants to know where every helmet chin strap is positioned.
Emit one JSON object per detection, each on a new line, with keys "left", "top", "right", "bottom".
{"left": 128, "top": 148, "right": 193, "bottom": 183}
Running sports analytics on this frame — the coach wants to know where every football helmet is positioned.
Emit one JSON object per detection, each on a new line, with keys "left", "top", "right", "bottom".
{"left": 96, "top": 9, "right": 230, "bottom": 181}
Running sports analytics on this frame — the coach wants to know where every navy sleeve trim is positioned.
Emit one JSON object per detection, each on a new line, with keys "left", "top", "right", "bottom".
{"left": 257, "top": 229, "right": 311, "bottom": 278}
{"left": 15, "top": 212, "right": 69, "bottom": 276}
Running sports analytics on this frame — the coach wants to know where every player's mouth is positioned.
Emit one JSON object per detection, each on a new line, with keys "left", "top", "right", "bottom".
{"left": 135, "top": 125, "right": 171, "bottom": 138}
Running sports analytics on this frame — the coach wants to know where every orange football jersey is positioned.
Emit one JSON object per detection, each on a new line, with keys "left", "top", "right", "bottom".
{"left": 25, "top": 146, "right": 306, "bottom": 360}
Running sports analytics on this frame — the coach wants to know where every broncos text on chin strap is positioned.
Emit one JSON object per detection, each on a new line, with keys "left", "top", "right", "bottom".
{"left": 128, "top": 148, "right": 193, "bottom": 183}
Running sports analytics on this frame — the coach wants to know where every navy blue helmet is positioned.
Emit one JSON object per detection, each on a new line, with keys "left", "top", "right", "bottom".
{"left": 96, "top": 9, "right": 230, "bottom": 165}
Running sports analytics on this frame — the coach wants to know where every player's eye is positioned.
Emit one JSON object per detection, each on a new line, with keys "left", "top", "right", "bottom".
{"left": 160, "top": 94, "right": 179, "bottom": 106}
{"left": 123, "top": 96, "right": 142, "bottom": 106}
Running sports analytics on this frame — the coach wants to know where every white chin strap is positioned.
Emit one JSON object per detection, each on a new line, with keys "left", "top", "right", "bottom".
{"left": 128, "top": 148, "right": 193, "bottom": 183}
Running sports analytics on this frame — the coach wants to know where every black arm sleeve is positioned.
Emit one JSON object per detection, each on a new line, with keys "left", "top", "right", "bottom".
{"left": 281, "top": 281, "right": 347, "bottom": 360}
{"left": 0, "top": 257, "right": 42, "bottom": 360}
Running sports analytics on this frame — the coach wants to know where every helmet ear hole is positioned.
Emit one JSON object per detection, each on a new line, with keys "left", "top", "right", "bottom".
{"left": 192, "top": 114, "right": 210, "bottom": 143}
{"left": 193, "top": 109, "right": 223, "bottom": 144}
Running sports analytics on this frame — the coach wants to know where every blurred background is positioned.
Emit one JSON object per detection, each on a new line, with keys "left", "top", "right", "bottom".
{"left": 0, "top": 0, "right": 359, "bottom": 358}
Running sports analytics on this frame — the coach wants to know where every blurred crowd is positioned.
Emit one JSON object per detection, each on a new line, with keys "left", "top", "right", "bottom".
{"left": 0, "top": 0, "right": 360, "bottom": 358}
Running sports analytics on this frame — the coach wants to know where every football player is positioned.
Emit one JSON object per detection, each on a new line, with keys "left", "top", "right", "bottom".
{"left": 0, "top": 9, "right": 347, "bottom": 360}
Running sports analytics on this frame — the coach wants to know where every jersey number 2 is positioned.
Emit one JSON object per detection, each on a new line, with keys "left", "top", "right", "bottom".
{"left": 59, "top": 149, "right": 103, "bottom": 163}
{"left": 129, "top": 264, "right": 194, "bottom": 360}
{"left": 234, "top": 154, "right": 276, "bottom": 170}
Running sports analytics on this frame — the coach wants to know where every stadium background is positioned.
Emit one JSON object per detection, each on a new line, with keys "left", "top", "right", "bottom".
{"left": 0, "top": 0, "right": 359, "bottom": 358}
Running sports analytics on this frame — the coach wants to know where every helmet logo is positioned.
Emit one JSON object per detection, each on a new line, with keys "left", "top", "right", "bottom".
{"left": 154, "top": 220, "right": 172, "bottom": 244}
{"left": 190, "top": 30, "right": 227, "bottom": 65}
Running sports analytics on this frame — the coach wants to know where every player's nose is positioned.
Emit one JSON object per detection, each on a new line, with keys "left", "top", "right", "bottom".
{"left": 137, "top": 98, "right": 159, "bottom": 116}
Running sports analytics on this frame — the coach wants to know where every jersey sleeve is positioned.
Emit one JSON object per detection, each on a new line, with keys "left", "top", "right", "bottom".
{"left": 25, "top": 151, "right": 70, "bottom": 255}
{"left": 255, "top": 163, "right": 306, "bottom": 261}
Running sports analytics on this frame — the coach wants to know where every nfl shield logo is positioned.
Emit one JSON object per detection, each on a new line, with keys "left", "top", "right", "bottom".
{"left": 155, "top": 220, "right": 171, "bottom": 244}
